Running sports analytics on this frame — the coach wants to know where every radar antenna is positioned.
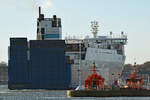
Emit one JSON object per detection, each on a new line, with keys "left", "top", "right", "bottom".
{"left": 91, "top": 21, "right": 99, "bottom": 38}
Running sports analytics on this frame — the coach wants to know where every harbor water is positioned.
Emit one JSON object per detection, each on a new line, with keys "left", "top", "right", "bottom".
{"left": 1, "top": 85, "right": 150, "bottom": 100}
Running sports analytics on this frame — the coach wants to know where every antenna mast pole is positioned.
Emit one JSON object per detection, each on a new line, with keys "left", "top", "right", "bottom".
{"left": 91, "top": 21, "right": 99, "bottom": 38}
{"left": 78, "top": 39, "right": 82, "bottom": 86}
{"left": 39, "top": 6, "right": 41, "bottom": 17}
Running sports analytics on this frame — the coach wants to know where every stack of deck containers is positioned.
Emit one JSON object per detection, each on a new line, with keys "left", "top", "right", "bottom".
{"left": 29, "top": 40, "right": 71, "bottom": 89}
{"left": 8, "top": 38, "right": 71, "bottom": 89}
{"left": 8, "top": 38, "right": 29, "bottom": 89}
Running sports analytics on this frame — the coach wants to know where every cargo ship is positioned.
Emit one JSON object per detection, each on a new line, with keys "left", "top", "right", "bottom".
{"left": 36, "top": 7, "right": 127, "bottom": 88}
{"left": 8, "top": 7, "right": 127, "bottom": 89}
{"left": 8, "top": 7, "right": 71, "bottom": 89}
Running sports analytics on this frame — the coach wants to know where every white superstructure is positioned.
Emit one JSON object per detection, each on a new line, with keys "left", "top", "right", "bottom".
{"left": 37, "top": 7, "right": 62, "bottom": 40}
{"left": 65, "top": 22, "right": 127, "bottom": 87}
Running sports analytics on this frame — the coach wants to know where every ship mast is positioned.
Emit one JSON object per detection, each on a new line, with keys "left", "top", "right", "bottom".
{"left": 91, "top": 21, "right": 99, "bottom": 38}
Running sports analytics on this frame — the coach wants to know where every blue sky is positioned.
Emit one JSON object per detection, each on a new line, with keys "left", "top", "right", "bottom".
{"left": 0, "top": 0, "right": 150, "bottom": 64}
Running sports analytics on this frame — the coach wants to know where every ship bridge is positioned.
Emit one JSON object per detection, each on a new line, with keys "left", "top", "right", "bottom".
{"left": 84, "top": 34, "right": 127, "bottom": 45}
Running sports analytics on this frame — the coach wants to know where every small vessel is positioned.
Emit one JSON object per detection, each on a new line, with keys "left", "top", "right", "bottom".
{"left": 68, "top": 63, "right": 149, "bottom": 97}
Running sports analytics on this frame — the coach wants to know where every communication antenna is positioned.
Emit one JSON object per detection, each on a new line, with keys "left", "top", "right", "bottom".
{"left": 91, "top": 21, "right": 99, "bottom": 38}
{"left": 39, "top": 6, "right": 41, "bottom": 17}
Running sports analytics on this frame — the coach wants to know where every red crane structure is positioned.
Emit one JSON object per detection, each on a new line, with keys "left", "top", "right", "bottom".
{"left": 84, "top": 62, "right": 104, "bottom": 90}
{"left": 125, "top": 62, "right": 144, "bottom": 89}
